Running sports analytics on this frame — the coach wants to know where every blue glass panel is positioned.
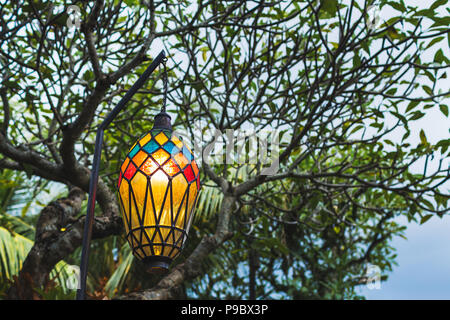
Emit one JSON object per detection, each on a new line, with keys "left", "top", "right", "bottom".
{"left": 163, "top": 141, "right": 177, "bottom": 155}
{"left": 143, "top": 140, "right": 159, "bottom": 154}
{"left": 182, "top": 145, "right": 193, "bottom": 162}
{"left": 128, "top": 144, "right": 140, "bottom": 158}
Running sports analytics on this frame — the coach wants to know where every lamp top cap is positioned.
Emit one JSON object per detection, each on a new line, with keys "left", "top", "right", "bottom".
{"left": 152, "top": 111, "right": 172, "bottom": 131}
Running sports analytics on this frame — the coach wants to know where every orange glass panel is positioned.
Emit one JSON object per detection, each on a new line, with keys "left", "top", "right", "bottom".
{"left": 120, "top": 157, "right": 130, "bottom": 174}
{"left": 141, "top": 157, "right": 158, "bottom": 176}
{"left": 191, "top": 160, "right": 199, "bottom": 177}
{"left": 154, "top": 132, "right": 168, "bottom": 145}
{"left": 139, "top": 133, "right": 151, "bottom": 146}
{"left": 132, "top": 150, "right": 148, "bottom": 167}
{"left": 152, "top": 148, "right": 170, "bottom": 165}
{"left": 174, "top": 152, "right": 189, "bottom": 169}
{"left": 162, "top": 158, "right": 180, "bottom": 176}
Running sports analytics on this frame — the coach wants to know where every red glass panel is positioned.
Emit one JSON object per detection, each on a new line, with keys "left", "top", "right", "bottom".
{"left": 184, "top": 164, "right": 195, "bottom": 182}
{"left": 118, "top": 173, "right": 123, "bottom": 188}
{"left": 196, "top": 175, "right": 200, "bottom": 190}
{"left": 124, "top": 162, "right": 137, "bottom": 180}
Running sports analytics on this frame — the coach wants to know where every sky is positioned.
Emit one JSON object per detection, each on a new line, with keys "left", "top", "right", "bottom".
{"left": 357, "top": 0, "right": 450, "bottom": 300}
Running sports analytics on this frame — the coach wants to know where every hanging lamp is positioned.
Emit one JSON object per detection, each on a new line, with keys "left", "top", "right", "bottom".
{"left": 117, "top": 59, "right": 200, "bottom": 273}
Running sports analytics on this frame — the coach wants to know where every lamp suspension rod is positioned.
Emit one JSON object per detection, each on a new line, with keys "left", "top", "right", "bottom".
{"left": 76, "top": 49, "right": 167, "bottom": 300}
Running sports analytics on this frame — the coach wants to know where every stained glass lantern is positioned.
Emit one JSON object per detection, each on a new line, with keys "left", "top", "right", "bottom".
{"left": 117, "top": 112, "right": 200, "bottom": 273}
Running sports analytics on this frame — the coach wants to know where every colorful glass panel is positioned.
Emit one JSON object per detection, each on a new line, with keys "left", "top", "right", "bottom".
{"left": 118, "top": 129, "right": 200, "bottom": 264}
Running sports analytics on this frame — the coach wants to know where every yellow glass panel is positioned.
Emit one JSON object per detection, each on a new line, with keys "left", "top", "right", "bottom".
{"left": 144, "top": 228, "right": 156, "bottom": 245}
{"left": 152, "top": 148, "right": 169, "bottom": 165}
{"left": 119, "top": 179, "right": 130, "bottom": 226}
{"left": 130, "top": 171, "right": 147, "bottom": 230}
{"left": 153, "top": 245, "right": 162, "bottom": 255}
{"left": 143, "top": 183, "right": 156, "bottom": 233}
{"left": 155, "top": 132, "right": 168, "bottom": 145}
{"left": 162, "top": 245, "right": 173, "bottom": 256}
{"left": 172, "top": 174, "right": 188, "bottom": 229}
{"left": 171, "top": 135, "right": 183, "bottom": 149}
{"left": 118, "top": 192, "right": 129, "bottom": 236}
{"left": 131, "top": 230, "right": 142, "bottom": 245}
{"left": 141, "top": 157, "right": 158, "bottom": 176}
{"left": 160, "top": 226, "right": 170, "bottom": 244}
{"left": 130, "top": 172, "right": 147, "bottom": 213}
{"left": 140, "top": 230, "right": 150, "bottom": 245}
{"left": 150, "top": 169, "right": 169, "bottom": 225}
{"left": 139, "top": 133, "right": 151, "bottom": 146}
{"left": 142, "top": 246, "right": 152, "bottom": 257}
{"left": 153, "top": 230, "right": 163, "bottom": 244}
{"left": 132, "top": 150, "right": 148, "bottom": 167}
{"left": 174, "top": 230, "right": 183, "bottom": 243}
{"left": 185, "top": 182, "right": 198, "bottom": 233}
{"left": 169, "top": 248, "right": 180, "bottom": 259}
{"left": 128, "top": 141, "right": 137, "bottom": 154}
{"left": 120, "top": 157, "right": 130, "bottom": 174}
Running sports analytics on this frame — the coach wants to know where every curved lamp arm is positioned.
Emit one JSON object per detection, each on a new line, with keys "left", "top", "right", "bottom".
{"left": 76, "top": 50, "right": 167, "bottom": 300}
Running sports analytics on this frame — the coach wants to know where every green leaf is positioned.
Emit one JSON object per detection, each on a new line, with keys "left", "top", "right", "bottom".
{"left": 439, "top": 104, "right": 449, "bottom": 117}
{"left": 321, "top": 0, "right": 338, "bottom": 17}
{"left": 434, "top": 49, "right": 445, "bottom": 64}
{"left": 420, "top": 214, "right": 433, "bottom": 225}
{"left": 406, "top": 100, "right": 420, "bottom": 113}
{"left": 426, "top": 36, "right": 445, "bottom": 49}
{"left": 419, "top": 129, "right": 427, "bottom": 145}
{"left": 430, "top": 0, "right": 448, "bottom": 10}
{"left": 409, "top": 111, "right": 425, "bottom": 120}
{"left": 422, "top": 85, "right": 433, "bottom": 96}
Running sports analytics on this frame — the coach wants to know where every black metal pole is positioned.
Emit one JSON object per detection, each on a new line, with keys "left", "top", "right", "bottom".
{"left": 76, "top": 50, "right": 166, "bottom": 300}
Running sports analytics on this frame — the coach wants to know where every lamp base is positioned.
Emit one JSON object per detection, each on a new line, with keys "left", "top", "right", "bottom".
{"left": 143, "top": 256, "right": 172, "bottom": 274}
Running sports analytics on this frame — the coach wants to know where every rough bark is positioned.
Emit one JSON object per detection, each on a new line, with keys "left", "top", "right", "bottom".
{"left": 6, "top": 187, "right": 122, "bottom": 300}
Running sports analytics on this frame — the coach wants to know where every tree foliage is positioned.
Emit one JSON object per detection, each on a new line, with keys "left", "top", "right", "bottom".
{"left": 0, "top": 0, "right": 449, "bottom": 299}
